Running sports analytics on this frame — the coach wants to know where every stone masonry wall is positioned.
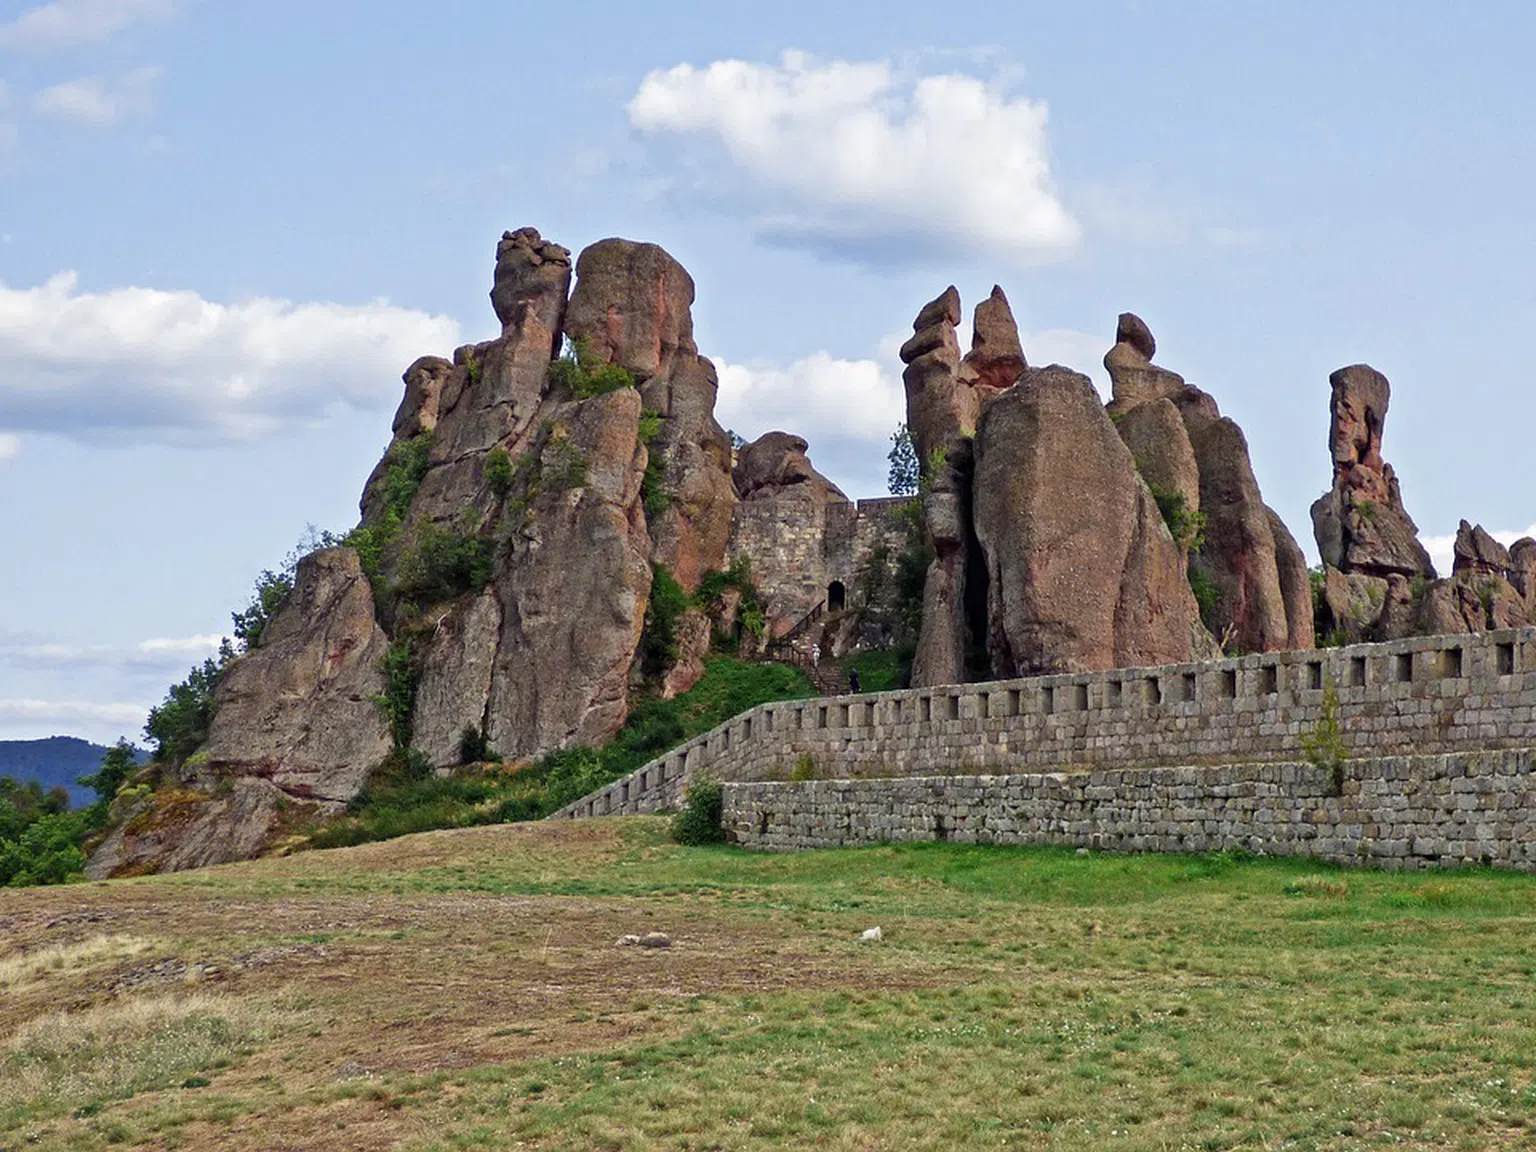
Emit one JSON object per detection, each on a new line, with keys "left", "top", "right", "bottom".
{"left": 722, "top": 749, "right": 1536, "bottom": 871}
{"left": 728, "top": 496, "right": 911, "bottom": 636}
{"left": 552, "top": 628, "right": 1536, "bottom": 824}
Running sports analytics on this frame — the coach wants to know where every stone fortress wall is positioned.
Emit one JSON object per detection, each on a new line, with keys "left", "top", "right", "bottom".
{"left": 727, "top": 495, "right": 911, "bottom": 634}
{"left": 553, "top": 628, "right": 1536, "bottom": 869}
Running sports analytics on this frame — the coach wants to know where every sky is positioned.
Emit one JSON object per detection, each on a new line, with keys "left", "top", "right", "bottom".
{"left": 1, "top": 0, "right": 1534, "bottom": 745}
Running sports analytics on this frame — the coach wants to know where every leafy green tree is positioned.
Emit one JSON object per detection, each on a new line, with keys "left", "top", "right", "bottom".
{"left": 79, "top": 740, "right": 140, "bottom": 809}
{"left": 0, "top": 811, "right": 88, "bottom": 886}
{"left": 887, "top": 424, "right": 919, "bottom": 496}
{"left": 144, "top": 658, "right": 222, "bottom": 764}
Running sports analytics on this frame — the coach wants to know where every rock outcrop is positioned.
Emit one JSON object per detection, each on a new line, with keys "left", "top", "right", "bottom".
{"left": 482, "top": 388, "right": 653, "bottom": 758}
{"left": 898, "top": 286, "right": 967, "bottom": 464}
{"left": 88, "top": 548, "right": 394, "bottom": 877}
{"left": 973, "top": 366, "right": 1207, "bottom": 676}
{"left": 564, "top": 239, "right": 737, "bottom": 593}
{"left": 1311, "top": 365, "right": 1435, "bottom": 580}
{"left": 909, "top": 440, "right": 975, "bottom": 687}
{"left": 1105, "top": 314, "right": 1312, "bottom": 653}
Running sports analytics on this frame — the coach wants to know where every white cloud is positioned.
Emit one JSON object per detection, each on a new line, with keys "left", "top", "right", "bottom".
{"left": 34, "top": 66, "right": 160, "bottom": 126}
{"left": 0, "top": 272, "right": 461, "bottom": 444}
{"left": 0, "top": 0, "right": 177, "bottom": 52}
{"left": 0, "top": 433, "right": 19, "bottom": 461}
{"left": 628, "top": 51, "right": 1079, "bottom": 266}
{"left": 716, "top": 351, "right": 905, "bottom": 447}
{"left": 1423, "top": 524, "right": 1536, "bottom": 580}
{"left": 0, "top": 698, "right": 146, "bottom": 728}
{"left": 0, "top": 631, "right": 223, "bottom": 672}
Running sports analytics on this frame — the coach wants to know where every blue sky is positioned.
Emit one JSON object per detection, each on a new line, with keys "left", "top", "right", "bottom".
{"left": 1, "top": 0, "right": 1533, "bottom": 744}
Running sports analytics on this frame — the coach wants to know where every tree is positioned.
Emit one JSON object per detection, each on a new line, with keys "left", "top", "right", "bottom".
{"left": 79, "top": 740, "right": 140, "bottom": 808}
{"left": 887, "top": 424, "right": 919, "bottom": 496}
{"left": 144, "top": 658, "right": 222, "bottom": 764}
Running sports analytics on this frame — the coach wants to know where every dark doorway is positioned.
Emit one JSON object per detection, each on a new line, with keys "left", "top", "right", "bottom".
{"left": 827, "top": 580, "right": 846, "bottom": 612}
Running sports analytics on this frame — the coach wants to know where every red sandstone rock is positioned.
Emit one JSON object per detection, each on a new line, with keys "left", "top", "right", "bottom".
{"left": 1310, "top": 364, "right": 1435, "bottom": 580}
{"left": 972, "top": 366, "right": 1205, "bottom": 676}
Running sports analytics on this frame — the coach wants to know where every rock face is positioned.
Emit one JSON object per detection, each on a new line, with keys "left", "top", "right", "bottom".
{"left": 909, "top": 440, "right": 975, "bottom": 687}
{"left": 564, "top": 238, "right": 737, "bottom": 593}
{"left": 1311, "top": 365, "right": 1434, "bottom": 580}
{"left": 1105, "top": 314, "right": 1312, "bottom": 653}
{"left": 87, "top": 548, "right": 394, "bottom": 877}
{"left": 197, "top": 548, "right": 395, "bottom": 800}
{"left": 484, "top": 388, "right": 654, "bottom": 758}
{"left": 973, "top": 366, "right": 1206, "bottom": 676}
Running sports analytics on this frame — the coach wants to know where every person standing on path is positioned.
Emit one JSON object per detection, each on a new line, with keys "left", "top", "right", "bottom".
{"left": 848, "top": 669, "right": 862, "bottom": 694}
{"left": 811, "top": 643, "right": 821, "bottom": 665}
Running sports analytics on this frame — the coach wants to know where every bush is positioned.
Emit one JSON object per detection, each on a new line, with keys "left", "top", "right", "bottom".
{"left": 640, "top": 565, "right": 691, "bottom": 678}
{"left": 639, "top": 409, "right": 671, "bottom": 520}
{"left": 377, "top": 638, "right": 419, "bottom": 750}
{"left": 1150, "top": 485, "right": 1207, "bottom": 555}
{"left": 0, "top": 811, "right": 88, "bottom": 886}
{"left": 789, "top": 754, "right": 818, "bottom": 782}
{"left": 1187, "top": 562, "right": 1221, "bottom": 630}
{"left": 670, "top": 777, "right": 724, "bottom": 845}
{"left": 696, "top": 558, "right": 767, "bottom": 647}
{"left": 548, "top": 337, "right": 637, "bottom": 400}
{"left": 392, "top": 522, "right": 493, "bottom": 606}
{"left": 1302, "top": 678, "right": 1348, "bottom": 796}
{"left": 459, "top": 725, "right": 494, "bottom": 766}
{"left": 485, "top": 446, "right": 515, "bottom": 496}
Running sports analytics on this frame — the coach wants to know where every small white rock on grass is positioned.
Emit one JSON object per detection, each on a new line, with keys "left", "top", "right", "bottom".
{"left": 859, "top": 927, "right": 883, "bottom": 942}
{"left": 617, "top": 932, "right": 673, "bottom": 948}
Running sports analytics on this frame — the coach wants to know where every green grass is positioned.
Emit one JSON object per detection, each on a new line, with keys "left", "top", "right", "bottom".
{"left": 307, "top": 658, "right": 813, "bottom": 850}
{"left": 11, "top": 822, "right": 1536, "bottom": 1149}
{"left": 842, "top": 647, "right": 907, "bottom": 692}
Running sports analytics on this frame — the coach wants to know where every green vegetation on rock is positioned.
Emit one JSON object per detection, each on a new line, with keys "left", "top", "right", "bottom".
{"left": 547, "top": 336, "right": 637, "bottom": 400}
{"left": 307, "top": 656, "right": 813, "bottom": 850}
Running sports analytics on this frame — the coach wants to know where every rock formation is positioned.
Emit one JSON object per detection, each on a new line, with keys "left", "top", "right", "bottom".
{"left": 87, "top": 549, "right": 393, "bottom": 877}
{"left": 1311, "top": 364, "right": 1435, "bottom": 580}
{"left": 1309, "top": 365, "right": 1536, "bottom": 642}
{"left": 973, "top": 366, "right": 1207, "bottom": 675}
{"left": 899, "top": 287, "right": 1031, "bottom": 685}
{"left": 564, "top": 239, "right": 737, "bottom": 593}
{"left": 95, "top": 228, "right": 748, "bottom": 875}
{"left": 1105, "top": 313, "right": 1312, "bottom": 653}
{"left": 909, "top": 440, "right": 975, "bottom": 686}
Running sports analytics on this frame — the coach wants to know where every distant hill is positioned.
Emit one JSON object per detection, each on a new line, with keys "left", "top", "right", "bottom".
{"left": 0, "top": 737, "right": 144, "bottom": 808}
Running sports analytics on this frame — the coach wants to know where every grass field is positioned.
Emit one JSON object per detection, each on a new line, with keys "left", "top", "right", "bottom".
{"left": 3, "top": 819, "right": 1536, "bottom": 1150}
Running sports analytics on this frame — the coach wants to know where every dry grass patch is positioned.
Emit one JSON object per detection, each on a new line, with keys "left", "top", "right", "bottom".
{"left": 0, "top": 934, "right": 159, "bottom": 991}
{"left": 0, "top": 992, "right": 296, "bottom": 1127}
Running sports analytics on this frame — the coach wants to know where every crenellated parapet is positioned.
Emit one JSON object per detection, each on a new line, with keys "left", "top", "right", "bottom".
{"left": 552, "top": 627, "right": 1536, "bottom": 823}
